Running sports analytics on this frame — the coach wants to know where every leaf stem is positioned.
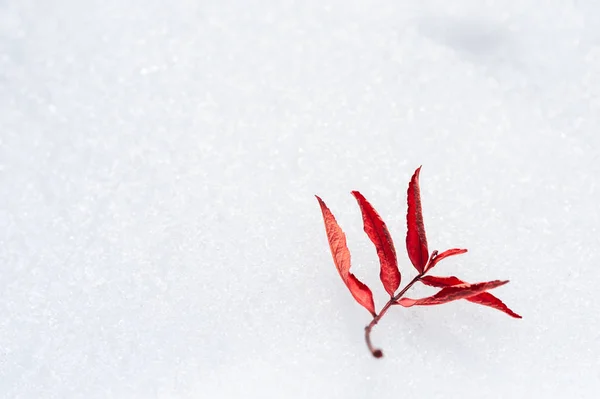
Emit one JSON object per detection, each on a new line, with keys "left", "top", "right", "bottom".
{"left": 364, "top": 273, "right": 424, "bottom": 358}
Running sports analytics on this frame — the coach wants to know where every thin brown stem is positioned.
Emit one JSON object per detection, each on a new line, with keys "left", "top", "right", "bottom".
{"left": 364, "top": 273, "right": 424, "bottom": 358}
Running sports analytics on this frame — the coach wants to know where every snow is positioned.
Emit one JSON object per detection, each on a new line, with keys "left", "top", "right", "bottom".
{"left": 1, "top": 0, "right": 599, "bottom": 397}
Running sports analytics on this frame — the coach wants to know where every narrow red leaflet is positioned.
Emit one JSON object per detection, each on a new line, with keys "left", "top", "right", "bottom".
{"left": 406, "top": 166, "right": 429, "bottom": 273}
{"left": 426, "top": 248, "right": 468, "bottom": 271}
{"left": 351, "top": 191, "right": 401, "bottom": 296}
{"left": 396, "top": 280, "right": 509, "bottom": 307}
{"left": 420, "top": 276, "right": 522, "bottom": 318}
{"left": 315, "top": 196, "right": 376, "bottom": 316}
{"left": 420, "top": 275, "right": 463, "bottom": 287}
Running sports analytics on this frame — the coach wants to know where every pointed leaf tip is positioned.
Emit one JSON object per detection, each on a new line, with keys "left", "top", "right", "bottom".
{"left": 406, "top": 166, "right": 429, "bottom": 273}
{"left": 316, "top": 195, "right": 376, "bottom": 315}
{"left": 351, "top": 191, "right": 401, "bottom": 296}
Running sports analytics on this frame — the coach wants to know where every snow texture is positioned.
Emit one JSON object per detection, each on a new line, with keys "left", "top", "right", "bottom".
{"left": 1, "top": 0, "right": 599, "bottom": 398}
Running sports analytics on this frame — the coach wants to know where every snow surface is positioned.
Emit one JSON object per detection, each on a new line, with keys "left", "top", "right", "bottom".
{"left": 1, "top": 0, "right": 600, "bottom": 398}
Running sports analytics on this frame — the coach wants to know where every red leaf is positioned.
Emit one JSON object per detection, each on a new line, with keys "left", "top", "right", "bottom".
{"left": 420, "top": 275, "right": 463, "bottom": 287}
{"left": 426, "top": 248, "right": 468, "bottom": 271}
{"left": 351, "top": 191, "right": 401, "bottom": 296}
{"left": 467, "top": 292, "right": 522, "bottom": 318}
{"left": 316, "top": 195, "right": 376, "bottom": 316}
{"left": 406, "top": 166, "right": 429, "bottom": 273}
{"left": 420, "top": 276, "right": 522, "bottom": 318}
{"left": 396, "top": 280, "right": 509, "bottom": 307}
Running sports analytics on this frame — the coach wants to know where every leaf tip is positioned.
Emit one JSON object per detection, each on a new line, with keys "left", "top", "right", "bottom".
{"left": 350, "top": 190, "right": 364, "bottom": 203}
{"left": 315, "top": 195, "right": 329, "bottom": 212}
{"left": 413, "top": 166, "right": 423, "bottom": 182}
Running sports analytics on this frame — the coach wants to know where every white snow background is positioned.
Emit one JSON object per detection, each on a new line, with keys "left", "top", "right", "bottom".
{"left": 1, "top": 0, "right": 599, "bottom": 398}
